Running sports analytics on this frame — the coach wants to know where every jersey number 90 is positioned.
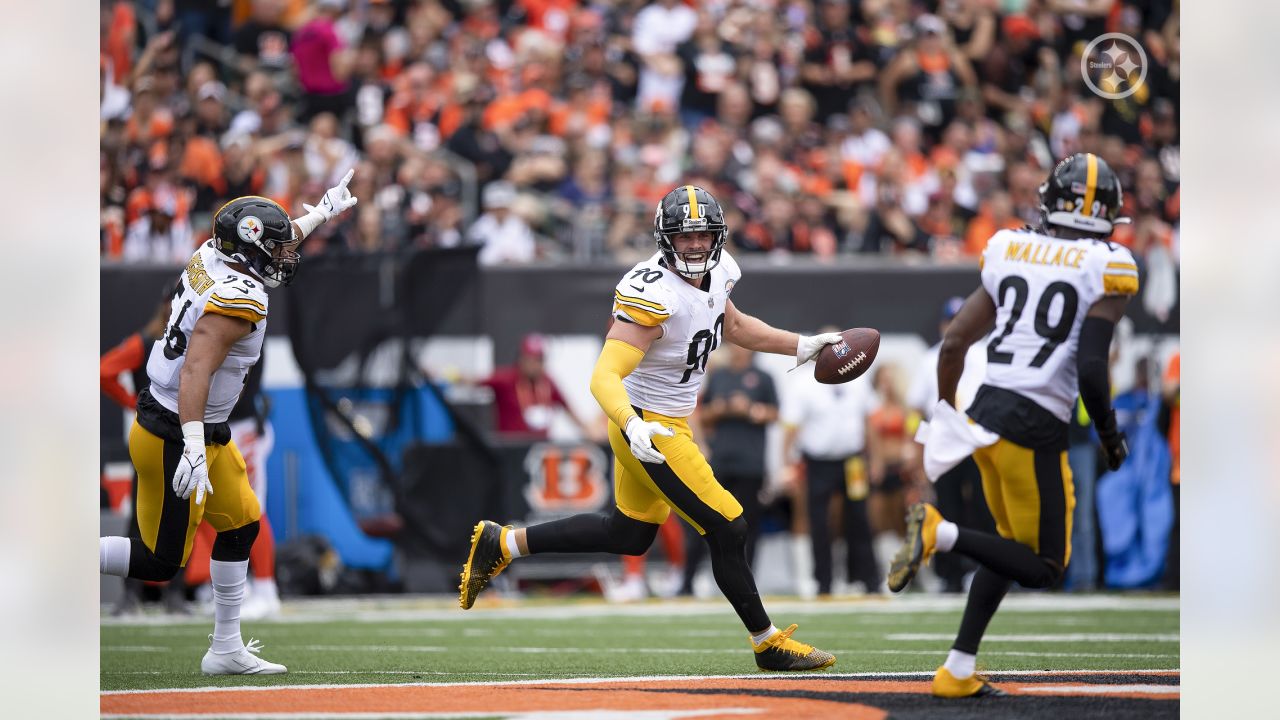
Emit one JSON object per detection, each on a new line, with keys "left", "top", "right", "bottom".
{"left": 680, "top": 313, "right": 725, "bottom": 383}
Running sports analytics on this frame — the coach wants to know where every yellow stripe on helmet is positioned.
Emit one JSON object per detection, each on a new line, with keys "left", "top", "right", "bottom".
{"left": 1081, "top": 153, "right": 1098, "bottom": 217}
{"left": 685, "top": 185, "right": 699, "bottom": 219}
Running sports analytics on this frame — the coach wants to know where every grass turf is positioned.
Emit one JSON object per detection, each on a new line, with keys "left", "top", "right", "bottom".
{"left": 100, "top": 595, "right": 1178, "bottom": 692}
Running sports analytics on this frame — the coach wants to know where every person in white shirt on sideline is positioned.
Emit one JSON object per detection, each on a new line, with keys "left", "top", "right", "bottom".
{"left": 782, "top": 339, "right": 881, "bottom": 595}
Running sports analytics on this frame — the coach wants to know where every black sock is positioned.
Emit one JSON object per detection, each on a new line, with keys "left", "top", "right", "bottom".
{"left": 953, "top": 566, "right": 1012, "bottom": 655}
{"left": 705, "top": 517, "right": 770, "bottom": 633}
{"left": 525, "top": 508, "right": 657, "bottom": 556}
{"left": 952, "top": 527, "right": 1060, "bottom": 588}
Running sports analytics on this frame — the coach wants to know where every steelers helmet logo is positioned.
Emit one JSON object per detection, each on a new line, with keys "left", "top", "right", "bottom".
{"left": 237, "top": 215, "right": 264, "bottom": 244}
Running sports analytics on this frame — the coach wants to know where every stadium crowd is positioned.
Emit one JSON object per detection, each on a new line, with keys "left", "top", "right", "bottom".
{"left": 100, "top": 0, "right": 1179, "bottom": 271}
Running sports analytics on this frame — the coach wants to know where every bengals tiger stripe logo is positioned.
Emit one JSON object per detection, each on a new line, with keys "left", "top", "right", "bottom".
{"left": 523, "top": 443, "right": 609, "bottom": 512}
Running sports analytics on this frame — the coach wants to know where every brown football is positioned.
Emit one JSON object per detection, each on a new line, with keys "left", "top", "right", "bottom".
{"left": 814, "top": 328, "right": 880, "bottom": 384}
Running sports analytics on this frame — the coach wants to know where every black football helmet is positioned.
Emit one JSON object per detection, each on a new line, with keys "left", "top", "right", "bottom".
{"left": 211, "top": 196, "right": 298, "bottom": 287}
{"left": 653, "top": 185, "right": 728, "bottom": 279}
{"left": 1038, "top": 152, "right": 1127, "bottom": 236}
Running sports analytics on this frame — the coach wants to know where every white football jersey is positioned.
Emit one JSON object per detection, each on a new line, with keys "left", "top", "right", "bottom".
{"left": 979, "top": 228, "right": 1139, "bottom": 422}
{"left": 147, "top": 242, "right": 270, "bottom": 423}
{"left": 612, "top": 251, "right": 742, "bottom": 417}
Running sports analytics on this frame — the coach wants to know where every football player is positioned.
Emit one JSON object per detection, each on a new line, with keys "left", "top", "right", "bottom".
{"left": 99, "top": 172, "right": 357, "bottom": 674}
{"left": 460, "top": 185, "right": 842, "bottom": 671}
{"left": 888, "top": 153, "right": 1139, "bottom": 697}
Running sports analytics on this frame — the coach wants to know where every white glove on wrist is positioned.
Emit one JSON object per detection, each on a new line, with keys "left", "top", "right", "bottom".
{"left": 625, "top": 416, "right": 675, "bottom": 464}
{"left": 795, "top": 332, "right": 844, "bottom": 367}
{"left": 304, "top": 168, "right": 359, "bottom": 222}
{"left": 295, "top": 168, "right": 359, "bottom": 239}
{"left": 173, "top": 422, "right": 213, "bottom": 504}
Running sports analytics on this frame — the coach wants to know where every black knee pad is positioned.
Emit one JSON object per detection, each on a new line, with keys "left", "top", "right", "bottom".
{"left": 128, "top": 538, "right": 182, "bottom": 582}
{"left": 605, "top": 509, "right": 659, "bottom": 556}
{"left": 703, "top": 516, "right": 748, "bottom": 554}
{"left": 212, "top": 520, "right": 261, "bottom": 562}
{"left": 1022, "top": 558, "right": 1064, "bottom": 589}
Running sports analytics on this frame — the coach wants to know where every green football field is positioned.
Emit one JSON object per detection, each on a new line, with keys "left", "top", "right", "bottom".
{"left": 101, "top": 593, "right": 1179, "bottom": 692}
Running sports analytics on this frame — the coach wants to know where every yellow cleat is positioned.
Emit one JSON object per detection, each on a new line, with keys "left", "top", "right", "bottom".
{"left": 752, "top": 624, "right": 836, "bottom": 671}
{"left": 458, "top": 520, "right": 512, "bottom": 609}
{"left": 932, "top": 666, "right": 1006, "bottom": 698}
{"left": 887, "top": 502, "right": 943, "bottom": 592}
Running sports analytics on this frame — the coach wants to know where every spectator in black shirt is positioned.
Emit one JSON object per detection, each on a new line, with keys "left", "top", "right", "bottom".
{"left": 859, "top": 180, "right": 931, "bottom": 255}
{"left": 232, "top": 0, "right": 293, "bottom": 74}
{"left": 676, "top": 13, "right": 739, "bottom": 130}
{"left": 800, "top": 0, "right": 877, "bottom": 122}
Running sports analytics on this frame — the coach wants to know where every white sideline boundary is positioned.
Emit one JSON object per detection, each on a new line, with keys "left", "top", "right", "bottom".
{"left": 101, "top": 667, "right": 1179, "bottom": 695}
{"left": 102, "top": 593, "right": 1180, "bottom": 626}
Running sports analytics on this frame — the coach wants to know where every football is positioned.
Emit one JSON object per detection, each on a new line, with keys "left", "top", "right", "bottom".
{"left": 814, "top": 328, "right": 880, "bottom": 384}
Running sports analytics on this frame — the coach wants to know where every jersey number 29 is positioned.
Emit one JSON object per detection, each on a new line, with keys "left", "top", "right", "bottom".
{"left": 987, "top": 277, "right": 1079, "bottom": 368}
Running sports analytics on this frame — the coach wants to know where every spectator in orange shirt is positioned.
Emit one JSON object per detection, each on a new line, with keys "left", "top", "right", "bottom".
{"left": 962, "top": 190, "right": 1022, "bottom": 257}
{"left": 101, "top": 298, "right": 171, "bottom": 411}
{"left": 125, "top": 76, "right": 175, "bottom": 146}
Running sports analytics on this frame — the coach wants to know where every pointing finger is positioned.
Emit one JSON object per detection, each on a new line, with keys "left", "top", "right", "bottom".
{"left": 338, "top": 168, "right": 354, "bottom": 189}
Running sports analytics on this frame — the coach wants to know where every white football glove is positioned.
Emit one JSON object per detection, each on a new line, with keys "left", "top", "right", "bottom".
{"left": 795, "top": 332, "right": 844, "bottom": 367}
{"left": 625, "top": 416, "right": 675, "bottom": 464}
{"left": 303, "top": 168, "right": 358, "bottom": 222}
{"left": 172, "top": 440, "right": 213, "bottom": 504}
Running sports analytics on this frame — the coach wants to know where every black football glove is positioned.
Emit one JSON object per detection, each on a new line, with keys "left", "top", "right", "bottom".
{"left": 1098, "top": 427, "right": 1129, "bottom": 471}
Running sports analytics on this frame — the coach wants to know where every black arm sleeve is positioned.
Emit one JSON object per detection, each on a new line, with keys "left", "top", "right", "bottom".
{"left": 1077, "top": 315, "right": 1118, "bottom": 437}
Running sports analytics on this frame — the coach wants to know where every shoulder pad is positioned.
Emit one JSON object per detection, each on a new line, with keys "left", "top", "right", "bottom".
{"left": 613, "top": 263, "right": 676, "bottom": 327}
{"left": 1095, "top": 243, "right": 1140, "bottom": 297}
{"left": 206, "top": 273, "right": 269, "bottom": 323}
{"left": 718, "top": 250, "right": 742, "bottom": 284}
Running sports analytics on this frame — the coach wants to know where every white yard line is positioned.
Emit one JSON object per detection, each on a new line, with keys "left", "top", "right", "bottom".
{"left": 886, "top": 633, "right": 1179, "bottom": 642}
{"left": 103, "top": 644, "right": 1178, "bottom": 659}
{"left": 104, "top": 707, "right": 762, "bottom": 712}
{"left": 101, "top": 668, "right": 1179, "bottom": 695}
{"left": 1018, "top": 684, "right": 1180, "bottom": 695}
{"left": 101, "top": 594, "right": 1179, "bottom": 627}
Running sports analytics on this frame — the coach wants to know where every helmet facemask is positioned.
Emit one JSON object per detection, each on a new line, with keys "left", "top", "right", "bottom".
{"left": 250, "top": 233, "right": 301, "bottom": 288}
{"left": 657, "top": 228, "right": 726, "bottom": 280}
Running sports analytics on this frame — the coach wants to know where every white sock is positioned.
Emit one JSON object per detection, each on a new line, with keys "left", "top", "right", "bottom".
{"left": 504, "top": 529, "right": 525, "bottom": 560}
{"left": 210, "top": 560, "right": 250, "bottom": 654}
{"left": 100, "top": 537, "right": 131, "bottom": 576}
{"left": 944, "top": 648, "right": 976, "bottom": 678}
{"left": 936, "top": 521, "right": 959, "bottom": 553}
{"left": 253, "top": 577, "right": 279, "bottom": 602}
{"left": 751, "top": 625, "right": 780, "bottom": 645}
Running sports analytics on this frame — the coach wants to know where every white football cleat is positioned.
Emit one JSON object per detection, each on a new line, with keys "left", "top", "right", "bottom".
{"left": 201, "top": 637, "right": 287, "bottom": 675}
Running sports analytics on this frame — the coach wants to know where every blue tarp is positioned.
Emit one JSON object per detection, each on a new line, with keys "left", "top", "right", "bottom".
{"left": 1096, "top": 395, "right": 1174, "bottom": 588}
{"left": 262, "top": 386, "right": 455, "bottom": 571}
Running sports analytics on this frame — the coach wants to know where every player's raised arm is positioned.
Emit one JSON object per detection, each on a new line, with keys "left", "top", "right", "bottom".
{"left": 722, "top": 299, "right": 842, "bottom": 366}
{"left": 937, "top": 287, "right": 996, "bottom": 407}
